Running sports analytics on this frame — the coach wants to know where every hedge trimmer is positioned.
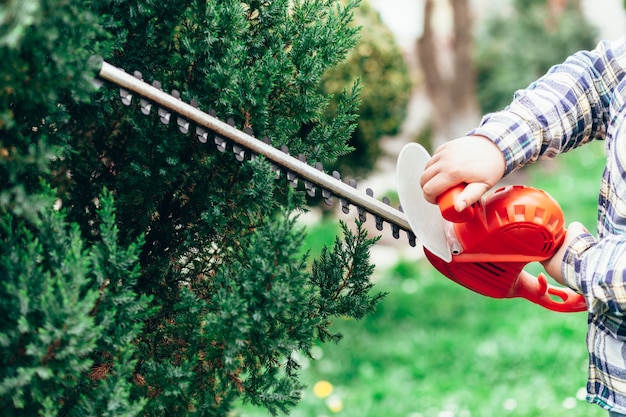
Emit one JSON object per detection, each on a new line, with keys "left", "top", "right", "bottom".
{"left": 95, "top": 60, "right": 586, "bottom": 313}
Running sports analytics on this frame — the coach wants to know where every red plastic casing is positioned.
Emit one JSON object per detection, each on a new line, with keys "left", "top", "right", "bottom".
{"left": 424, "top": 184, "right": 587, "bottom": 313}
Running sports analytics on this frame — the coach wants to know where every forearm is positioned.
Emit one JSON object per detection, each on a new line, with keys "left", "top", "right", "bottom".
{"left": 470, "top": 38, "right": 626, "bottom": 175}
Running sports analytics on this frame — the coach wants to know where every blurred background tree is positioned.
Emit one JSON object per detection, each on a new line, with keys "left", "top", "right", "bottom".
{"left": 475, "top": 0, "right": 598, "bottom": 114}
{"left": 0, "top": 0, "right": 391, "bottom": 415}
{"left": 416, "top": 0, "right": 597, "bottom": 150}
{"left": 417, "top": 0, "right": 480, "bottom": 149}
{"left": 322, "top": 0, "right": 412, "bottom": 178}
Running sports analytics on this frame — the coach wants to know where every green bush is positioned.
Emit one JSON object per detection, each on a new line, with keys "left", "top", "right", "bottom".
{"left": 0, "top": 0, "right": 385, "bottom": 415}
{"left": 322, "top": 0, "right": 412, "bottom": 177}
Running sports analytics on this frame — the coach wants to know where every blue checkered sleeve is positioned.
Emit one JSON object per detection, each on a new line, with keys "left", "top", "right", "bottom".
{"left": 469, "top": 39, "right": 626, "bottom": 175}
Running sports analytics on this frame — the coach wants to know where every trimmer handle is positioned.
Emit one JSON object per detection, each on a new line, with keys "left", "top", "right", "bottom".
{"left": 436, "top": 183, "right": 475, "bottom": 223}
{"left": 513, "top": 270, "right": 587, "bottom": 313}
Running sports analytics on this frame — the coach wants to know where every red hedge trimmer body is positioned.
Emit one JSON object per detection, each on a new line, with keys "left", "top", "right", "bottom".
{"left": 426, "top": 184, "right": 585, "bottom": 312}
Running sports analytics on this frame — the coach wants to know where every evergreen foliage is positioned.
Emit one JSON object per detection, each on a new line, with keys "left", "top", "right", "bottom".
{"left": 0, "top": 187, "right": 152, "bottom": 416}
{"left": 322, "top": 0, "right": 412, "bottom": 177}
{"left": 0, "top": 0, "right": 386, "bottom": 415}
{"left": 474, "top": 0, "right": 597, "bottom": 114}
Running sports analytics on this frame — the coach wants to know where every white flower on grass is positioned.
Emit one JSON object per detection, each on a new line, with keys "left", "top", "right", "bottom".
{"left": 562, "top": 397, "right": 577, "bottom": 409}
{"left": 326, "top": 395, "right": 344, "bottom": 413}
{"left": 503, "top": 398, "right": 517, "bottom": 411}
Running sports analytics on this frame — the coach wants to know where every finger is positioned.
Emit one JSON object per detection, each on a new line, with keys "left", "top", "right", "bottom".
{"left": 455, "top": 182, "right": 490, "bottom": 211}
{"left": 419, "top": 154, "right": 443, "bottom": 188}
{"left": 421, "top": 170, "right": 456, "bottom": 204}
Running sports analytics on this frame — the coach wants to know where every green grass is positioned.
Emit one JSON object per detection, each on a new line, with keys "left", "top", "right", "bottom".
{"left": 235, "top": 140, "right": 608, "bottom": 417}
{"left": 298, "top": 216, "right": 341, "bottom": 260}
{"left": 237, "top": 264, "right": 599, "bottom": 417}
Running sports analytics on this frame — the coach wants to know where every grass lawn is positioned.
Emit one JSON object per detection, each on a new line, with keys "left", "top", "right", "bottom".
{"left": 236, "top": 140, "right": 608, "bottom": 417}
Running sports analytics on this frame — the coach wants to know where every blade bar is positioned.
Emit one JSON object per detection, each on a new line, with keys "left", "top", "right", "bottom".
{"left": 97, "top": 61, "right": 412, "bottom": 236}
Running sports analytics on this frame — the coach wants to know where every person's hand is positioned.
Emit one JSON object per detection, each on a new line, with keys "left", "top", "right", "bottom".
{"left": 541, "top": 221, "right": 589, "bottom": 285}
{"left": 420, "top": 135, "right": 506, "bottom": 211}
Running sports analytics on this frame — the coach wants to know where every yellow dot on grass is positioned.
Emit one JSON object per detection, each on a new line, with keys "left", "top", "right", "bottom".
{"left": 313, "top": 380, "right": 334, "bottom": 398}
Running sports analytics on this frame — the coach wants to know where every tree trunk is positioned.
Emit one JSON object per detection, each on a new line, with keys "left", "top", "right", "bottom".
{"left": 416, "top": 0, "right": 480, "bottom": 149}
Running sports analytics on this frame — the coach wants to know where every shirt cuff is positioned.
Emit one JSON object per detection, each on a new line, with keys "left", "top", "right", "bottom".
{"left": 467, "top": 110, "right": 540, "bottom": 176}
{"left": 562, "top": 232, "right": 597, "bottom": 293}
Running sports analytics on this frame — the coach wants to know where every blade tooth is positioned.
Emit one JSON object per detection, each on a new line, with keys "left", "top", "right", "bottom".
{"left": 357, "top": 186, "right": 367, "bottom": 221}
{"left": 375, "top": 214, "right": 384, "bottom": 231}
{"left": 120, "top": 88, "right": 132, "bottom": 106}
{"left": 133, "top": 72, "right": 151, "bottom": 113}
{"left": 215, "top": 136, "right": 227, "bottom": 152}
{"left": 327, "top": 172, "right": 339, "bottom": 204}
{"left": 196, "top": 126, "right": 209, "bottom": 143}
{"left": 147, "top": 81, "right": 170, "bottom": 123}
{"left": 383, "top": 196, "right": 391, "bottom": 205}
{"left": 331, "top": 171, "right": 349, "bottom": 213}
{"left": 262, "top": 136, "right": 271, "bottom": 145}
{"left": 408, "top": 231, "right": 417, "bottom": 247}
{"left": 367, "top": 189, "right": 383, "bottom": 230}
{"left": 227, "top": 117, "right": 236, "bottom": 127}
{"left": 113, "top": 67, "right": 132, "bottom": 105}
{"left": 298, "top": 154, "right": 314, "bottom": 194}
{"left": 244, "top": 127, "right": 254, "bottom": 136}
{"left": 398, "top": 206, "right": 417, "bottom": 246}
{"left": 233, "top": 144, "right": 246, "bottom": 161}
{"left": 190, "top": 102, "right": 208, "bottom": 143}
{"left": 281, "top": 144, "right": 290, "bottom": 155}
{"left": 391, "top": 223, "right": 400, "bottom": 239}
{"left": 370, "top": 190, "right": 381, "bottom": 228}
{"left": 340, "top": 195, "right": 350, "bottom": 213}
{"left": 314, "top": 163, "right": 332, "bottom": 204}
{"left": 345, "top": 179, "right": 364, "bottom": 220}
{"left": 391, "top": 206, "right": 404, "bottom": 239}
{"left": 169, "top": 90, "right": 190, "bottom": 134}
{"left": 286, "top": 171, "right": 298, "bottom": 188}
{"left": 322, "top": 190, "right": 333, "bottom": 206}
{"left": 140, "top": 98, "right": 152, "bottom": 115}
{"left": 177, "top": 117, "right": 190, "bottom": 134}
{"left": 357, "top": 205, "right": 367, "bottom": 222}
{"left": 305, "top": 180, "right": 316, "bottom": 197}
{"left": 158, "top": 107, "right": 171, "bottom": 124}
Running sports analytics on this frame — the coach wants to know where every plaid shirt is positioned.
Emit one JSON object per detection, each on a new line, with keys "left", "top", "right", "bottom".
{"left": 469, "top": 37, "right": 626, "bottom": 413}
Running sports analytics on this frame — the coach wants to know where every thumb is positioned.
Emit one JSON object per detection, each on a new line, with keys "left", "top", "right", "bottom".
{"left": 567, "top": 221, "right": 589, "bottom": 236}
{"left": 454, "top": 182, "right": 490, "bottom": 211}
